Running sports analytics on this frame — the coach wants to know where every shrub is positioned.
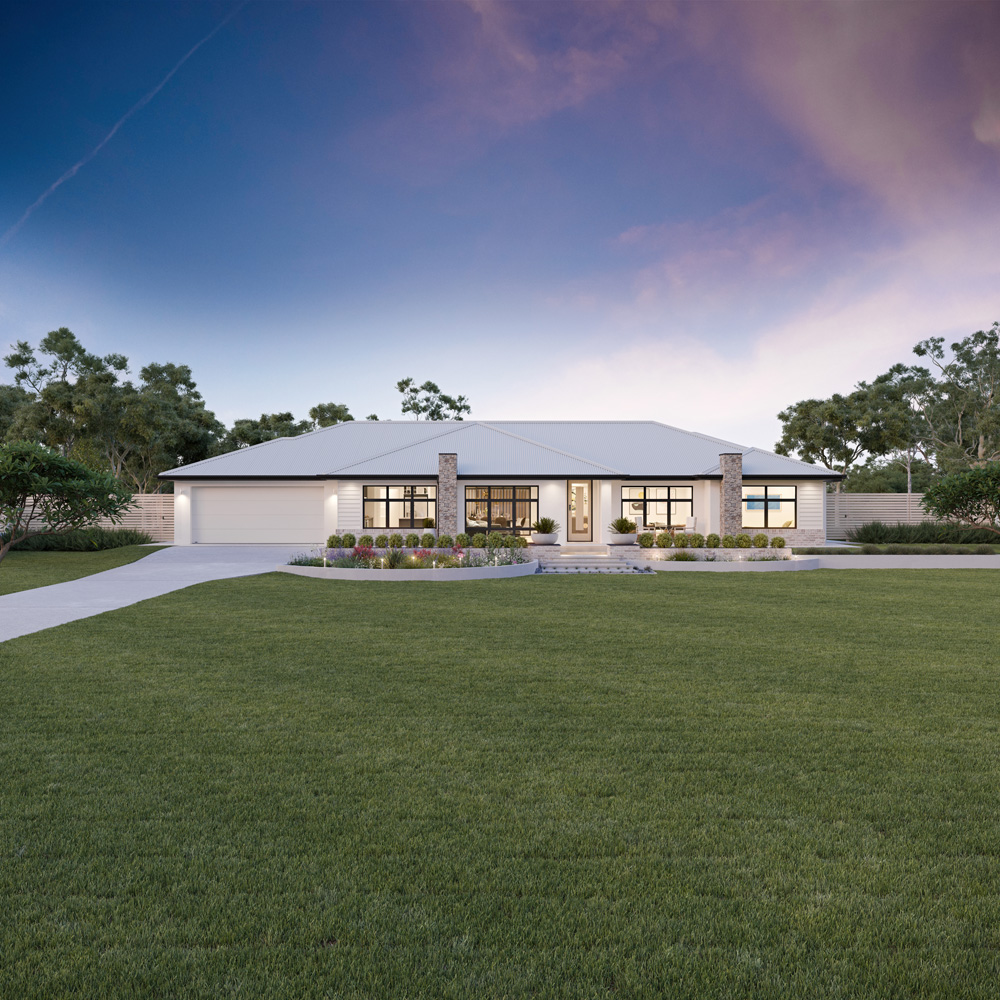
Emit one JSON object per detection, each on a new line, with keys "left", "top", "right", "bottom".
{"left": 688, "top": 532, "right": 705, "bottom": 548}
{"left": 326, "top": 534, "right": 342, "bottom": 549}
{"left": 770, "top": 536, "right": 785, "bottom": 548}
{"left": 456, "top": 533, "right": 470, "bottom": 547}
{"left": 420, "top": 532, "right": 436, "bottom": 548}
{"left": 721, "top": 534, "right": 736, "bottom": 548}
{"left": 374, "top": 534, "right": 388, "bottom": 548}
{"left": 846, "top": 519, "right": 1000, "bottom": 545}
{"left": 387, "top": 533, "right": 404, "bottom": 549}
{"left": 656, "top": 531, "right": 673, "bottom": 548}
{"left": 532, "top": 517, "right": 560, "bottom": 534}
{"left": 471, "top": 534, "right": 487, "bottom": 548}
{"left": 752, "top": 533, "right": 769, "bottom": 549}
{"left": 673, "top": 533, "right": 689, "bottom": 548}
{"left": 437, "top": 534, "right": 454, "bottom": 548}
{"left": 504, "top": 535, "right": 528, "bottom": 549}
{"left": 359, "top": 534, "right": 374, "bottom": 547}
{"left": 609, "top": 517, "right": 637, "bottom": 534}
{"left": 422, "top": 517, "right": 435, "bottom": 529}
{"left": 341, "top": 533, "right": 356, "bottom": 548}
{"left": 287, "top": 553, "right": 324, "bottom": 567}
{"left": 638, "top": 532, "right": 655, "bottom": 548}
{"left": 735, "top": 533, "right": 752, "bottom": 548}
{"left": 405, "top": 533, "right": 420, "bottom": 548}
{"left": 11, "top": 527, "right": 153, "bottom": 551}
{"left": 861, "top": 543, "right": 880, "bottom": 554}
{"left": 975, "top": 544, "right": 995, "bottom": 554}
{"left": 706, "top": 533, "right": 721, "bottom": 548}
{"left": 385, "top": 547, "right": 407, "bottom": 568}
{"left": 671, "top": 550, "right": 697, "bottom": 561}
{"left": 487, "top": 531, "right": 505, "bottom": 548}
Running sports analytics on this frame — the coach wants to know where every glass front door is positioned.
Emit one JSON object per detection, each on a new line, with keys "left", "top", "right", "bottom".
{"left": 567, "top": 481, "right": 592, "bottom": 542}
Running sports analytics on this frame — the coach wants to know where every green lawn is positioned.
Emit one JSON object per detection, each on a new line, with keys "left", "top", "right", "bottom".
{"left": 0, "top": 545, "right": 164, "bottom": 596}
{"left": 2, "top": 571, "right": 999, "bottom": 998}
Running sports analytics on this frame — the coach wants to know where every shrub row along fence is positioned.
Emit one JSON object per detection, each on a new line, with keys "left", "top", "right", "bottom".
{"left": 94, "top": 493, "right": 174, "bottom": 542}
{"left": 826, "top": 492, "right": 927, "bottom": 540}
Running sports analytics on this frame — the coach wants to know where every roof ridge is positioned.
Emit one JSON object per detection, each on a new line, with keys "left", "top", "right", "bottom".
{"left": 325, "top": 421, "right": 473, "bottom": 474}
{"left": 478, "top": 421, "right": 624, "bottom": 475}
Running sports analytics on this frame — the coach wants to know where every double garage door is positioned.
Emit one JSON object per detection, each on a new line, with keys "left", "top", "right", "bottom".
{"left": 191, "top": 485, "right": 324, "bottom": 544}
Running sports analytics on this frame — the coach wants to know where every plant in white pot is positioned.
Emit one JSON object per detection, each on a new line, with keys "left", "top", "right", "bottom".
{"left": 608, "top": 517, "right": 638, "bottom": 545}
{"left": 530, "top": 517, "right": 560, "bottom": 545}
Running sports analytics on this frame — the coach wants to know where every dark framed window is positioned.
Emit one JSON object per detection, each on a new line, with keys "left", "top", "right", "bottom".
{"left": 621, "top": 486, "right": 693, "bottom": 529}
{"left": 742, "top": 485, "right": 796, "bottom": 529}
{"left": 465, "top": 486, "right": 538, "bottom": 535}
{"left": 364, "top": 485, "right": 437, "bottom": 530}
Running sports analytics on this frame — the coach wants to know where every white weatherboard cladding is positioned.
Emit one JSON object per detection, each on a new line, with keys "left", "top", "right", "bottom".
{"left": 337, "top": 481, "right": 363, "bottom": 534}
{"left": 191, "top": 485, "right": 324, "bottom": 544}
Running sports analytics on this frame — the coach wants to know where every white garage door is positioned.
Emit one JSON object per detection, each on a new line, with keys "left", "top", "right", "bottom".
{"left": 191, "top": 485, "right": 324, "bottom": 544}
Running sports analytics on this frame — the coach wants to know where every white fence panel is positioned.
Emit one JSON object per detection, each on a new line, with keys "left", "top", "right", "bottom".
{"left": 826, "top": 493, "right": 928, "bottom": 540}
{"left": 95, "top": 494, "right": 174, "bottom": 542}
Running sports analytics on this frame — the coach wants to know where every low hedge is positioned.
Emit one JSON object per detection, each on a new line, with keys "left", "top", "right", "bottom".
{"left": 12, "top": 527, "right": 153, "bottom": 551}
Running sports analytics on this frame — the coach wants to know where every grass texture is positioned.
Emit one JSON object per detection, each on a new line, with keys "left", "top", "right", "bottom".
{"left": 2, "top": 570, "right": 999, "bottom": 998}
{"left": 0, "top": 546, "right": 164, "bottom": 596}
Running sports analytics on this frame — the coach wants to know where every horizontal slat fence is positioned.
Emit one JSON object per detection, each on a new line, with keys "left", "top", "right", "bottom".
{"left": 826, "top": 492, "right": 928, "bottom": 541}
{"left": 95, "top": 494, "right": 174, "bottom": 542}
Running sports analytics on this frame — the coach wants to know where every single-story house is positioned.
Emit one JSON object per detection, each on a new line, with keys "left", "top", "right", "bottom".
{"left": 161, "top": 420, "right": 840, "bottom": 546}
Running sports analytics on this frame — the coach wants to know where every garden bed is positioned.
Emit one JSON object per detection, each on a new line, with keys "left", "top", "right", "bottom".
{"left": 614, "top": 547, "right": 794, "bottom": 562}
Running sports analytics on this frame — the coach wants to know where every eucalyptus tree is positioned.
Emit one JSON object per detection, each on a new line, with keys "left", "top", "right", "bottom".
{"left": 396, "top": 378, "right": 470, "bottom": 420}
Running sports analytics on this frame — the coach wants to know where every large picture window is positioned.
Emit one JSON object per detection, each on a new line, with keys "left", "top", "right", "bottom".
{"left": 364, "top": 485, "right": 437, "bottom": 530}
{"left": 742, "top": 485, "right": 796, "bottom": 529}
{"left": 621, "top": 486, "right": 693, "bottom": 530}
{"left": 465, "top": 486, "right": 538, "bottom": 535}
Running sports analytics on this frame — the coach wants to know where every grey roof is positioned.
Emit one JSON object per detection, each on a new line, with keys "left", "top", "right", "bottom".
{"left": 162, "top": 420, "right": 839, "bottom": 479}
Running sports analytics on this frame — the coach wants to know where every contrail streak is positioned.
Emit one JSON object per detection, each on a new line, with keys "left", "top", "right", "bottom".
{"left": 1, "top": 3, "right": 244, "bottom": 248}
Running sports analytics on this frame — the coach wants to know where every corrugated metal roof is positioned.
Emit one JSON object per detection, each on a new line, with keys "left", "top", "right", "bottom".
{"left": 162, "top": 420, "right": 839, "bottom": 479}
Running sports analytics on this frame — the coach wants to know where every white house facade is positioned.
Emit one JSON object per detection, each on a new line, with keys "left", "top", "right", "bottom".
{"left": 162, "top": 420, "right": 839, "bottom": 547}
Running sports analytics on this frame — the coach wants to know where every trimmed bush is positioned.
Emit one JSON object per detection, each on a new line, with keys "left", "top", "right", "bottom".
{"left": 846, "top": 519, "right": 1000, "bottom": 545}
{"left": 735, "top": 533, "right": 752, "bottom": 548}
{"left": 341, "top": 533, "right": 356, "bottom": 548}
{"left": 455, "top": 533, "right": 470, "bottom": 548}
{"left": 374, "top": 534, "right": 388, "bottom": 548}
{"left": 721, "top": 534, "right": 736, "bottom": 548}
{"left": 326, "top": 534, "right": 342, "bottom": 549}
{"left": 770, "top": 536, "right": 785, "bottom": 549}
{"left": 405, "top": 533, "right": 420, "bottom": 548}
{"left": 487, "top": 531, "right": 505, "bottom": 548}
{"left": 436, "top": 534, "right": 454, "bottom": 548}
{"left": 706, "top": 533, "right": 721, "bottom": 548}
{"left": 11, "top": 527, "right": 154, "bottom": 552}
{"left": 688, "top": 532, "right": 705, "bottom": 548}
{"left": 420, "top": 532, "right": 436, "bottom": 548}
{"left": 673, "top": 533, "right": 689, "bottom": 548}
{"left": 638, "top": 532, "right": 655, "bottom": 548}
{"left": 359, "top": 534, "right": 374, "bottom": 547}
{"left": 503, "top": 535, "right": 527, "bottom": 549}
{"left": 752, "top": 533, "right": 769, "bottom": 549}
{"left": 656, "top": 532, "right": 673, "bottom": 548}
{"left": 471, "top": 534, "right": 487, "bottom": 548}
{"left": 387, "top": 533, "right": 404, "bottom": 549}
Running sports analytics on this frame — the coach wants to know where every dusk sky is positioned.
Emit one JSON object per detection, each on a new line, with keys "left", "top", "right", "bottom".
{"left": 2, "top": 1, "right": 998, "bottom": 447}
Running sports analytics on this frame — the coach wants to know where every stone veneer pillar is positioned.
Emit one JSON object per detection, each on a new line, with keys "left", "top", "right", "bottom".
{"left": 437, "top": 452, "right": 458, "bottom": 536}
{"left": 719, "top": 452, "right": 743, "bottom": 538}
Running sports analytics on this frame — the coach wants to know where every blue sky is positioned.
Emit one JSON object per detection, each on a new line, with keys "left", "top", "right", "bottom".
{"left": 2, "top": 1, "right": 998, "bottom": 446}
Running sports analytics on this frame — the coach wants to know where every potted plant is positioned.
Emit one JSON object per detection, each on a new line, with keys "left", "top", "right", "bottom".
{"left": 530, "top": 517, "right": 560, "bottom": 544}
{"left": 608, "top": 517, "right": 638, "bottom": 545}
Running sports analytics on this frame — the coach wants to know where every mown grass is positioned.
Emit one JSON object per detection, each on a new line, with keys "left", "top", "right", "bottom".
{"left": 2, "top": 571, "right": 999, "bottom": 998}
{"left": 0, "top": 545, "right": 164, "bottom": 596}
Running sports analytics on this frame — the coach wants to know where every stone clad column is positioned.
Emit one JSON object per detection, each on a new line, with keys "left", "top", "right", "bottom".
{"left": 437, "top": 453, "right": 458, "bottom": 536}
{"left": 719, "top": 452, "right": 743, "bottom": 537}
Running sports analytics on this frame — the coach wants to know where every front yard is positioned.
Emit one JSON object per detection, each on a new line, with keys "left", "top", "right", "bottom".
{"left": 0, "top": 546, "right": 164, "bottom": 596}
{"left": 2, "top": 571, "right": 998, "bottom": 998}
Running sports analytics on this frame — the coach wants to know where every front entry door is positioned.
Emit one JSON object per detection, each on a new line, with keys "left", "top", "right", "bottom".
{"left": 567, "top": 480, "right": 592, "bottom": 542}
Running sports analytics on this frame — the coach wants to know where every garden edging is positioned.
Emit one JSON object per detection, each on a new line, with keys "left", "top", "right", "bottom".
{"left": 277, "top": 560, "right": 539, "bottom": 582}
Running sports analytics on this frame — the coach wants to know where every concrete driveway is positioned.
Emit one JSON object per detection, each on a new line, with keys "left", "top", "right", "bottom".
{"left": 0, "top": 545, "right": 304, "bottom": 643}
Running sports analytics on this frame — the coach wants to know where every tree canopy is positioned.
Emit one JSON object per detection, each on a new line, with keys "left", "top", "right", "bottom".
{"left": 0, "top": 441, "right": 135, "bottom": 564}
{"left": 921, "top": 464, "right": 1000, "bottom": 536}
{"left": 309, "top": 402, "right": 353, "bottom": 428}
{"left": 396, "top": 378, "right": 471, "bottom": 420}
{"left": 214, "top": 412, "right": 313, "bottom": 452}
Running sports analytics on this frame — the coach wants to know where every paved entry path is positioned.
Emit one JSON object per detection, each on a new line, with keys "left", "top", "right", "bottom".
{"left": 0, "top": 545, "right": 303, "bottom": 643}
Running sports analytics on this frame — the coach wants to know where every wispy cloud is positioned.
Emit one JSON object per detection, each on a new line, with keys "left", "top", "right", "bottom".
{"left": 0, "top": 3, "right": 244, "bottom": 249}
